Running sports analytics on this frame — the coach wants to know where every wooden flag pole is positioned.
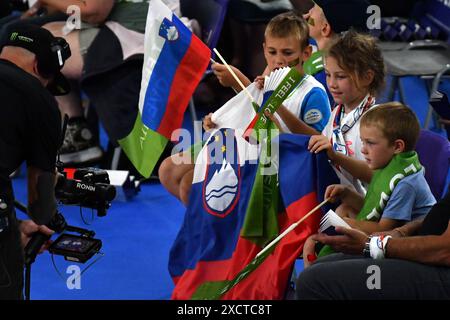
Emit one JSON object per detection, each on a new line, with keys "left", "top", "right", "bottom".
{"left": 256, "top": 198, "right": 330, "bottom": 258}
{"left": 193, "top": 198, "right": 331, "bottom": 299}
{"left": 212, "top": 48, "right": 256, "bottom": 104}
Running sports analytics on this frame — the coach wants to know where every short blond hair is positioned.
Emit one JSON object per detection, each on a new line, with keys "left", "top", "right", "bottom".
{"left": 265, "top": 11, "right": 309, "bottom": 50}
{"left": 360, "top": 102, "right": 420, "bottom": 151}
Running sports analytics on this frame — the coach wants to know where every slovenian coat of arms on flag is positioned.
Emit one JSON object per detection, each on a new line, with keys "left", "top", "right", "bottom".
{"left": 118, "top": 0, "right": 210, "bottom": 178}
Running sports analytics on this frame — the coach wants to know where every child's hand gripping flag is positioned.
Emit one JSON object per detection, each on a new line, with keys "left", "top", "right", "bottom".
{"left": 243, "top": 67, "right": 304, "bottom": 143}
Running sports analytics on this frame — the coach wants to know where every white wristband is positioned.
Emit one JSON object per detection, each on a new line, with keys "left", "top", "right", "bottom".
{"left": 369, "top": 235, "right": 392, "bottom": 259}
{"left": 369, "top": 236, "right": 384, "bottom": 259}
{"left": 381, "top": 235, "right": 392, "bottom": 256}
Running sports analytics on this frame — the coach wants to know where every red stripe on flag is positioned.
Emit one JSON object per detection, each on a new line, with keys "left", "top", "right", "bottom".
{"left": 171, "top": 259, "right": 233, "bottom": 299}
{"left": 171, "top": 238, "right": 261, "bottom": 300}
{"left": 242, "top": 115, "right": 259, "bottom": 141}
{"left": 220, "top": 192, "right": 319, "bottom": 299}
{"left": 223, "top": 192, "right": 320, "bottom": 299}
{"left": 158, "top": 35, "right": 211, "bottom": 138}
{"left": 171, "top": 192, "right": 321, "bottom": 300}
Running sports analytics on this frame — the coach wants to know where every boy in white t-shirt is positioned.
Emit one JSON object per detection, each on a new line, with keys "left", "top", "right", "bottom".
{"left": 160, "top": 11, "right": 331, "bottom": 205}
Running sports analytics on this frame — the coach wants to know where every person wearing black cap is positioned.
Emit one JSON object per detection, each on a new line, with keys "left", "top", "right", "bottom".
{"left": 302, "top": 0, "right": 371, "bottom": 104}
{"left": 0, "top": 24, "right": 71, "bottom": 299}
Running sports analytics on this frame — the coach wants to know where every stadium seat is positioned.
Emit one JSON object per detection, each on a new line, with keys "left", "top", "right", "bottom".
{"left": 381, "top": 0, "right": 450, "bottom": 129}
{"left": 429, "top": 87, "right": 450, "bottom": 139}
{"left": 415, "top": 129, "right": 450, "bottom": 199}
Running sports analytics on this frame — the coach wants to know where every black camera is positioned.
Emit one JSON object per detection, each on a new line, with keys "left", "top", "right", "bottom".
{"left": 47, "top": 168, "right": 115, "bottom": 262}
{"left": 23, "top": 167, "right": 115, "bottom": 267}
{"left": 55, "top": 167, "right": 116, "bottom": 217}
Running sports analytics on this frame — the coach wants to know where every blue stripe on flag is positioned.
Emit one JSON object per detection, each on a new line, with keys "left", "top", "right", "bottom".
{"left": 142, "top": 14, "right": 192, "bottom": 130}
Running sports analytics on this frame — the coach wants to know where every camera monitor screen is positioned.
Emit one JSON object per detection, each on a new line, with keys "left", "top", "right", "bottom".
{"left": 52, "top": 234, "right": 97, "bottom": 253}
{"left": 49, "top": 233, "right": 102, "bottom": 264}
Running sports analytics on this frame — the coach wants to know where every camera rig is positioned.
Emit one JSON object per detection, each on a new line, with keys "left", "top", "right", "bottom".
{"left": 21, "top": 166, "right": 116, "bottom": 300}
{"left": 55, "top": 166, "right": 116, "bottom": 217}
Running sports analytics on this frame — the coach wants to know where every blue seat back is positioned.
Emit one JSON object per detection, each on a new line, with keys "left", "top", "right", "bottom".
{"left": 415, "top": 129, "right": 450, "bottom": 199}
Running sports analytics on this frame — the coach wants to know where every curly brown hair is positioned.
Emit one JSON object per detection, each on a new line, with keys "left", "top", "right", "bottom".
{"left": 325, "top": 30, "right": 386, "bottom": 96}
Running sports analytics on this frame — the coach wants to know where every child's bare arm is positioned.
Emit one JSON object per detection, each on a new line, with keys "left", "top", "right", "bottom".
{"left": 344, "top": 217, "right": 402, "bottom": 234}
{"left": 275, "top": 105, "right": 320, "bottom": 135}
{"left": 308, "top": 136, "right": 372, "bottom": 183}
{"left": 309, "top": 134, "right": 372, "bottom": 183}
{"left": 325, "top": 184, "right": 364, "bottom": 212}
{"left": 212, "top": 63, "right": 251, "bottom": 92}
{"left": 371, "top": 218, "right": 425, "bottom": 237}
{"left": 331, "top": 152, "right": 373, "bottom": 183}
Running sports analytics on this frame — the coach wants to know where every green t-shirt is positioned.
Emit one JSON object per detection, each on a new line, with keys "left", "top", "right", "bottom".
{"left": 108, "top": 0, "right": 150, "bottom": 33}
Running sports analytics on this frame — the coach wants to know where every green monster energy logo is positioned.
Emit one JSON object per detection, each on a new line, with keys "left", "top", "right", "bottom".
{"left": 10, "top": 32, "right": 33, "bottom": 43}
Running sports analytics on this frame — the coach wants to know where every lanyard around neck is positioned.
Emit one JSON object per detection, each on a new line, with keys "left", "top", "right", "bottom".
{"left": 333, "top": 95, "right": 374, "bottom": 134}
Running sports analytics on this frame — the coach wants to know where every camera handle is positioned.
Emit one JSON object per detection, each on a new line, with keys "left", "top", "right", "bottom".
{"left": 14, "top": 200, "right": 66, "bottom": 300}
{"left": 15, "top": 200, "right": 96, "bottom": 300}
{"left": 14, "top": 200, "right": 53, "bottom": 300}
{"left": 22, "top": 225, "right": 94, "bottom": 300}
{"left": 24, "top": 232, "right": 52, "bottom": 300}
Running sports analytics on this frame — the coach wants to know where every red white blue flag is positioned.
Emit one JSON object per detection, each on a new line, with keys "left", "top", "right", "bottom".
{"left": 169, "top": 130, "right": 338, "bottom": 299}
{"left": 119, "top": 0, "right": 210, "bottom": 177}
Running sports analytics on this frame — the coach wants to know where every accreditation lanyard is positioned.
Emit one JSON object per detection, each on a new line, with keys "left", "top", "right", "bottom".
{"left": 331, "top": 95, "right": 375, "bottom": 156}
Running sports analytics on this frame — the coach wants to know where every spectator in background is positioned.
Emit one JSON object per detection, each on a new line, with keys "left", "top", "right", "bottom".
{"left": 226, "top": 0, "right": 294, "bottom": 79}
{"left": 0, "top": 1, "right": 68, "bottom": 47}
{"left": 0, "top": 0, "right": 110, "bottom": 165}
{"left": 39, "top": 0, "right": 200, "bottom": 167}
{"left": 302, "top": 0, "right": 371, "bottom": 105}
{"left": 40, "top": 0, "right": 115, "bottom": 165}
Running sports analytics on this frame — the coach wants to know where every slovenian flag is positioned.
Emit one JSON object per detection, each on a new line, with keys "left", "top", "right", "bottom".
{"left": 168, "top": 83, "right": 339, "bottom": 299}
{"left": 119, "top": 0, "right": 210, "bottom": 178}
{"left": 169, "top": 131, "right": 338, "bottom": 299}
